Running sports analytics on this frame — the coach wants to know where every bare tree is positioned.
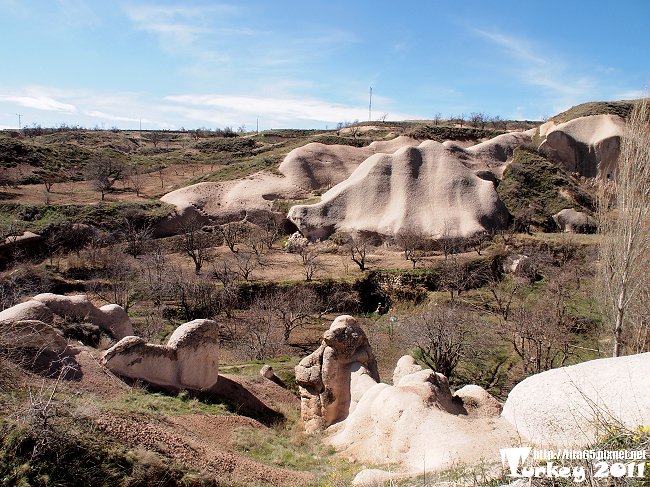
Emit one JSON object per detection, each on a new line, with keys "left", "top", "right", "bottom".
{"left": 84, "top": 157, "right": 125, "bottom": 200}
{"left": 178, "top": 217, "right": 214, "bottom": 274}
{"left": 298, "top": 246, "right": 323, "bottom": 281}
{"left": 272, "top": 287, "right": 319, "bottom": 342}
{"left": 128, "top": 163, "right": 146, "bottom": 197}
{"left": 405, "top": 304, "right": 477, "bottom": 378}
{"left": 395, "top": 230, "right": 428, "bottom": 268}
{"left": 120, "top": 218, "right": 152, "bottom": 258}
{"left": 344, "top": 233, "right": 374, "bottom": 271}
{"left": 218, "top": 222, "right": 248, "bottom": 253}
{"left": 598, "top": 97, "right": 650, "bottom": 356}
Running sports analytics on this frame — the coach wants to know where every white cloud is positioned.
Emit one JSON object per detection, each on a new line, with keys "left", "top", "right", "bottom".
{"left": 0, "top": 95, "right": 75, "bottom": 112}
{"left": 163, "top": 93, "right": 416, "bottom": 126}
{"left": 123, "top": 4, "right": 237, "bottom": 47}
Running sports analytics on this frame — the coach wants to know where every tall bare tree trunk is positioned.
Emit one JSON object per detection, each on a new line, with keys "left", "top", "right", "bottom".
{"left": 599, "top": 97, "right": 650, "bottom": 357}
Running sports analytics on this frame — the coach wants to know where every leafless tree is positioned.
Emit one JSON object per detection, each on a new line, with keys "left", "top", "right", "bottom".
{"left": 120, "top": 218, "right": 152, "bottom": 258}
{"left": 467, "top": 231, "right": 490, "bottom": 256}
{"left": 242, "top": 299, "right": 282, "bottom": 360}
{"left": 84, "top": 157, "right": 125, "bottom": 200}
{"left": 344, "top": 233, "right": 375, "bottom": 271}
{"left": 598, "top": 97, "right": 650, "bottom": 356}
{"left": 128, "top": 163, "right": 146, "bottom": 196}
{"left": 298, "top": 246, "right": 323, "bottom": 281}
{"left": 178, "top": 217, "right": 214, "bottom": 274}
{"left": 433, "top": 112, "right": 442, "bottom": 126}
{"left": 265, "top": 287, "right": 320, "bottom": 342}
{"left": 395, "top": 230, "right": 428, "bottom": 268}
{"left": 405, "top": 304, "right": 478, "bottom": 378}
{"left": 218, "top": 222, "right": 248, "bottom": 253}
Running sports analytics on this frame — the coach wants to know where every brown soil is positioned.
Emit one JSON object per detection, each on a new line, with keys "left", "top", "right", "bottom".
{"left": 4, "top": 163, "right": 216, "bottom": 205}
{"left": 29, "top": 346, "right": 314, "bottom": 485}
{"left": 94, "top": 413, "right": 313, "bottom": 486}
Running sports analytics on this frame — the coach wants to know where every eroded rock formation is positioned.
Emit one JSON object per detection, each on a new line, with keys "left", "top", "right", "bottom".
{"left": 295, "top": 315, "right": 379, "bottom": 432}
{"left": 538, "top": 114, "right": 624, "bottom": 178}
{"left": 288, "top": 140, "right": 511, "bottom": 240}
{"left": 102, "top": 319, "right": 220, "bottom": 392}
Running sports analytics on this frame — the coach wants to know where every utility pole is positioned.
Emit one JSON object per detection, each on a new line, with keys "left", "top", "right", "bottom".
{"left": 369, "top": 87, "right": 372, "bottom": 121}
{"left": 256, "top": 117, "right": 259, "bottom": 134}
{"left": 16, "top": 113, "right": 22, "bottom": 130}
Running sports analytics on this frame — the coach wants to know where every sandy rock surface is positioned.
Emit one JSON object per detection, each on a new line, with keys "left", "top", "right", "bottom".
{"left": 295, "top": 315, "right": 379, "bottom": 432}
{"left": 538, "top": 114, "right": 624, "bottom": 177}
{"left": 102, "top": 319, "right": 220, "bottom": 392}
{"left": 502, "top": 352, "right": 650, "bottom": 447}
{"left": 553, "top": 207, "right": 597, "bottom": 233}
{"left": 289, "top": 140, "right": 510, "bottom": 240}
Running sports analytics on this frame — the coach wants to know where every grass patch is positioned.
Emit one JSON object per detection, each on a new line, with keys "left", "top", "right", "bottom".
{"left": 271, "top": 196, "right": 320, "bottom": 214}
{"left": 232, "top": 410, "right": 361, "bottom": 485}
{"left": 308, "top": 134, "right": 373, "bottom": 147}
{"left": 104, "top": 389, "right": 231, "bottom": 416}
{"left": 407, "top": 124, "right": 504, "bottom": 141}
{"left": 0, "top": 201, "right": 175, "bottom": 233}
{"left": 551, "top": 100, "right": 635, "bottom": 123}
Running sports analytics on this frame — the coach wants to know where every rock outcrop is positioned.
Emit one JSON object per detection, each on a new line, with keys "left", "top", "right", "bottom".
{"left": 156, "top": 137, "right": 421, "bottom": 237}
{"left": 552, "top": 208, "right": 597, "bottom": 233}
{"left": 327, "top": 355, "right": 516, "bottom": 484}
{"left": 278, "top": 136, "right": 420, "bottom": 192}
{"left": 538, "top": 114, "right": 625, "bottom": 178}
{"left": 288, "top": 140, "right": 510, "bottom": 240}
{"left": 0, "top": 293, "right": 133, "bottom": 339}
{"left": 102, "top": 319, "right": 220, "bottom": 392}
{"left": 0, "top": 300, "right": 55, "bottom": 325}
{"left": 502, "top": 352, "right": 650, "bottom": 448}
{"left": 295, "top": 315, "right": 379, "bottom": 432}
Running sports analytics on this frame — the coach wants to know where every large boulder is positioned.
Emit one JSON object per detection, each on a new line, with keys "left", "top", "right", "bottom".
{"left": 502, "top": 353, "right": 650, "bottom": 447}
{"left": 295, "top": 315, "right": 379, "bottom": 432}
{"left": 288, "top": 140, "right": 510, "bottom": 240}
{"left": 32, "top": 293, "right": 133, "bottom": 339}
{"left": 0, "top": 300, "right": 54, "bottom": 325}
{"left": 538, "top": 114, "right": 625, "bottom": 178}
{"left": 552, "top": 208, "right": 597, "bottom": 233}
{"left": 102, "top": 319, "right": 220, "bottom": 392}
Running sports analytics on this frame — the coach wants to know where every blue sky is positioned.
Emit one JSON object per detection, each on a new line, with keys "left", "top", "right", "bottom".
{"left": 1, "top": 0, "right": 648, "bottom": 130}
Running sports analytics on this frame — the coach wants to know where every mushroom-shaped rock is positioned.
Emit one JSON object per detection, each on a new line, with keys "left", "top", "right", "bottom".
{"left": 102, "top": 319, "right": 220, "bottom": 392}
{"left": 502, "top": 352, "right": 650, "bottom": 448}
{"left": 0, "top": 300, "right": 54, "bottom": 325}
{"left": 538, "top": 114, "right": 625, "bottom": 178}
{"left": 295, "top": 315, "right": 379, "bottom": 432}
{"left": 553, "top": 208, "right": 596, "bottom": 233}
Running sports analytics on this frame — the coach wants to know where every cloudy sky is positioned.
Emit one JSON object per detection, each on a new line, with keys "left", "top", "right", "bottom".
{"left": 1, "top": 0, "right": 648, "bottom": 130}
